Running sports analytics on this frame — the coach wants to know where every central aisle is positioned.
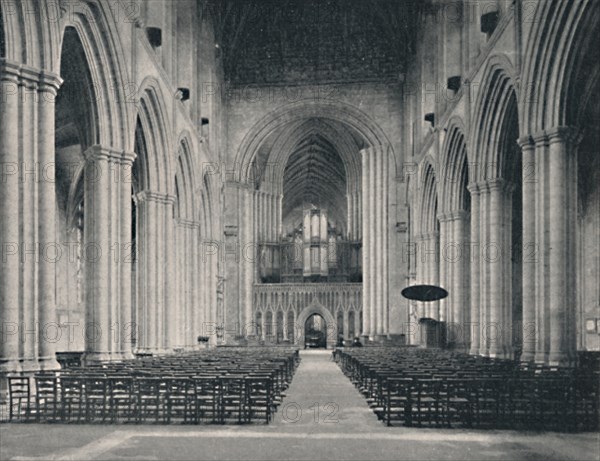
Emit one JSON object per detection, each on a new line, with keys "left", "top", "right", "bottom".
{"left": 271, "top": 349, "right": 381, "bottom": 431}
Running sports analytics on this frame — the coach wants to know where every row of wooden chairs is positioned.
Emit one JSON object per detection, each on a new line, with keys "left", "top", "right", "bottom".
{"left": 334, "top": 347, "right": 599, "bottom": 432}
{"left": 7, "top": 348, "right": 300, "bottom": 425}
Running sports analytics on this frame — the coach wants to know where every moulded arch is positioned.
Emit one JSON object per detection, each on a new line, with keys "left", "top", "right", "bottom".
{"left": 296, "top": 301, "right": 337, "bottom": 349}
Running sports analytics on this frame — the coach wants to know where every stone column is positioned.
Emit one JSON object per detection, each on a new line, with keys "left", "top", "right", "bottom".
{"left": 0, "top": 64, "right": 64, "bottom": 372}
{"left": 83, "top": 147, "right": 137, "bottom": 362}
{"left": 375, "top": 150, "right": 383, "bottom": 336}
{"left": 368, "top": 148, "right": 377, "bottom": 338}
{"left": 533, "top": 133, "right": 550, "bottom": 363}
{"left": 356, "top": 191, "right": 362, "bottom": 241}
{"left": 0, "top": 63, "right": 23, "bottom": 373}
{"left": 119, "top": 152, "right": 136, "bottom": 359}
{"left": 382, "top": 152, "right": 389, "bottom": 337}
{"left": 347, "top": 193, "right": 353, "bottom": 240}
{"left": 547, "top": 127, "right": 579, "bottom": 366}
{"left": 445, "top": 210, "right": 468, "bottom": 349}
{"left": 468, "top": 184, "right": 481, "bottom": 355}
{"left": 518, "top": 135, "right": 536, "bottom": 362}
{"left": 36, "top": 73, "right": 62, "bottom": 370}
{"left": 437, "top": 214, "right": 450, "bottom": 324}
{"left": 343, "top": 310, "right": 349, "bottom": 340}
{"left": 478, "top": 181, "right": 490, "bottom": 356}
{"left": 360, "top": 148, "right": 371, "bottom": 337}
{"left": 83, "top": 147, "right": 113, "bottom": 363}
{"left": 134, "top": 191, "right": 175, "bottom": 353}
{"left": 486, "top": 179, "right": 513, "bottom": 359}
{"left": 243, "top": 188, "right": 254, "bottom": 336}
{"left": 283, "top": 310, "right": 289, "bottom": 341}
{"left": 426, "top": 232, "right": 440, "bottom": 320}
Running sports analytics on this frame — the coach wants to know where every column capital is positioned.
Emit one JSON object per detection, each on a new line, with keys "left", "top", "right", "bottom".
{"left": 436, "top": 212, "right": 453, "bottom": 223}
{"left": 485, "top": 178, "right": 512, "bottom": 193}
{"left": 176, "top": 218, "right": 200, "bottom": 229}
{"left": 0, "top": 61, "right": 62, "bottom": 92}
{"left": 447, "top": 209, "right": 469, "bottom": 221}
{"left": 517, "top": 135, "right": 535, "bottom": 149}
{"left": 544, "top": 126, "right": 582, "bottom": 146}
{"left": 84, "top": 145, "right": 133, "bottom": 163}
{"left": 85, "top": 147, "right": 136, "bottom": 165}
{"left": 467, "top": 182, "right": 481, "bottom": 195}
{"left": 121, "top": 151, "right": 137, "bottom": 165}
{"left": 135, "top": 190, "right": 176, "bottom": 205}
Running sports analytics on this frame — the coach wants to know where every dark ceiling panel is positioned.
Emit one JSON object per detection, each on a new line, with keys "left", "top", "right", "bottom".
{"left": 210, "top": 0, "right": 419, "bottom": 85}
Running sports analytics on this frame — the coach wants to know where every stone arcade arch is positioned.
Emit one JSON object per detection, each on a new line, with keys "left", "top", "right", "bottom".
{"left": 469, "top": 55, "right": 522, "bottom": 360}
{"left": 173, "top": 135, "right": 200, "bottom": 349}
{"left": 518, "top": 0, "right": 600, "bottom": 364}
{"left": 439, "top": 120, "right": 471, "bottom": 351}
{"left": 132, "top": 79, "right": 176, "bottom": 355}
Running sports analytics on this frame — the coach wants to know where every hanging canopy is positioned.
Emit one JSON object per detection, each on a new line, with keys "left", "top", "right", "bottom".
{"left": 401, "top": 284, "right": 448, "bottom": 302}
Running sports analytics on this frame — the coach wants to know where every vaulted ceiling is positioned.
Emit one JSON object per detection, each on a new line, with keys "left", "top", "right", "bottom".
{"left": 210, "top": 0, "right": 419, "bottom": 85}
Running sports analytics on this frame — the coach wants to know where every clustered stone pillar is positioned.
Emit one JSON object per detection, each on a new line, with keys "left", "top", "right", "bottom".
{"left": 439, "top": 210, "right": 469, "bottom": 349}
{"left": 242, "top": 187, "right": 254, "bottom": 337}
{"left": 174, "top": 218, "right": 200, "bottom": 348}
{"left": 516, "top": 128, "right": 580, "bottom": 366}
{"left": 450, "top": 210, "right": 469, "bottom": 349}
{"left": 134, "top": 190, "right": 176, "bottom": 354}
{"left": 0, "top": 62, "right": 62, "bottom": 373}
{"left": 437, "top": 214, "right": 451, "bottom": 324}
{"left": 468, "top": 179, "right": 514, "bottom": 359}
{"left": 360, "top": 146, "right": 390, "bottom": 340}
{"left": 468, "top": 183, "right": 481, "bottom": 355}
{"left": 518, "top": 135, "right": 537, "bottom": 362}
{"left": 422, "top": 232, "right": 440, "bottom": 320}
{"left": 547, "top": 127, "right": 580, "bottom": 366}
{"left": 83, "top": 146, "right": 137, "bottom": 363}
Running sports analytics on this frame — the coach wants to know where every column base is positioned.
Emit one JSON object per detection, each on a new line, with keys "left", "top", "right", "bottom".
{"left": 469, "top": 346, "right": 480, "bottom": 356}
{"left": 520, "top": 350, "right": 536, "bottom": 363}
{"left": 83, "top": 352, "right": 128, "bottom": 365}
{"left": 38, "top": 356, "right": 61, "bottom": 371}
{"left": 487, "top": 347, "right": 513, "bottom": 360}
{"left": 451, "top": 342, "right": 469, "bottom": 353}
{"left": 0, "top": 359, "right": 22, "bottom": 374}
{"left": 119, "top": 351, "right": 135, "bottom": 361}
{"left": 548, "top": 352, "right": 574, "bottom": 367}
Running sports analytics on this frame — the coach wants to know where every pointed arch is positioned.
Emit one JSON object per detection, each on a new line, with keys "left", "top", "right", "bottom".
{"left": 174, "top": 133, "right": 198, "bottom": 221}
{"left": 56, "top": 1, "right": 131, "bottom": 150}
{"left": 470, "top": 54, "right": 519, "bottom": 182}
{"left": 520, "top": 0, "right": 600, "bottom": 133}
{"left": 236, "top": 99, "right": 397, "bottom": 185}
{"left": 440, "top": 119, "right": 470, "bottom": 213}
{"left": 418, "top": 158, "right": 439, "bottom": 236}
{"left": 135, "top": 78, "right": 173, "bottom": 193}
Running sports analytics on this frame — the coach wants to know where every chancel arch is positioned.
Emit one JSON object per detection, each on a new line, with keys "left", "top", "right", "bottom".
{"left": 228, "top": 100, "right": 394, "bottom": 346}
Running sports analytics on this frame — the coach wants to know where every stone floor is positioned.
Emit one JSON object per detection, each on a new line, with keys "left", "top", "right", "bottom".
{"left": 1, "top": 350, "right": 598, "bottom": 461}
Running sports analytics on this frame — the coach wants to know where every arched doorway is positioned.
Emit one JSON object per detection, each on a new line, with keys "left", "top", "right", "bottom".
{"left": 296, "top": 303, "right": 337, "bottom": 349}
{"left": 304, "top": 313, "right": 328, "bottom": 349}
